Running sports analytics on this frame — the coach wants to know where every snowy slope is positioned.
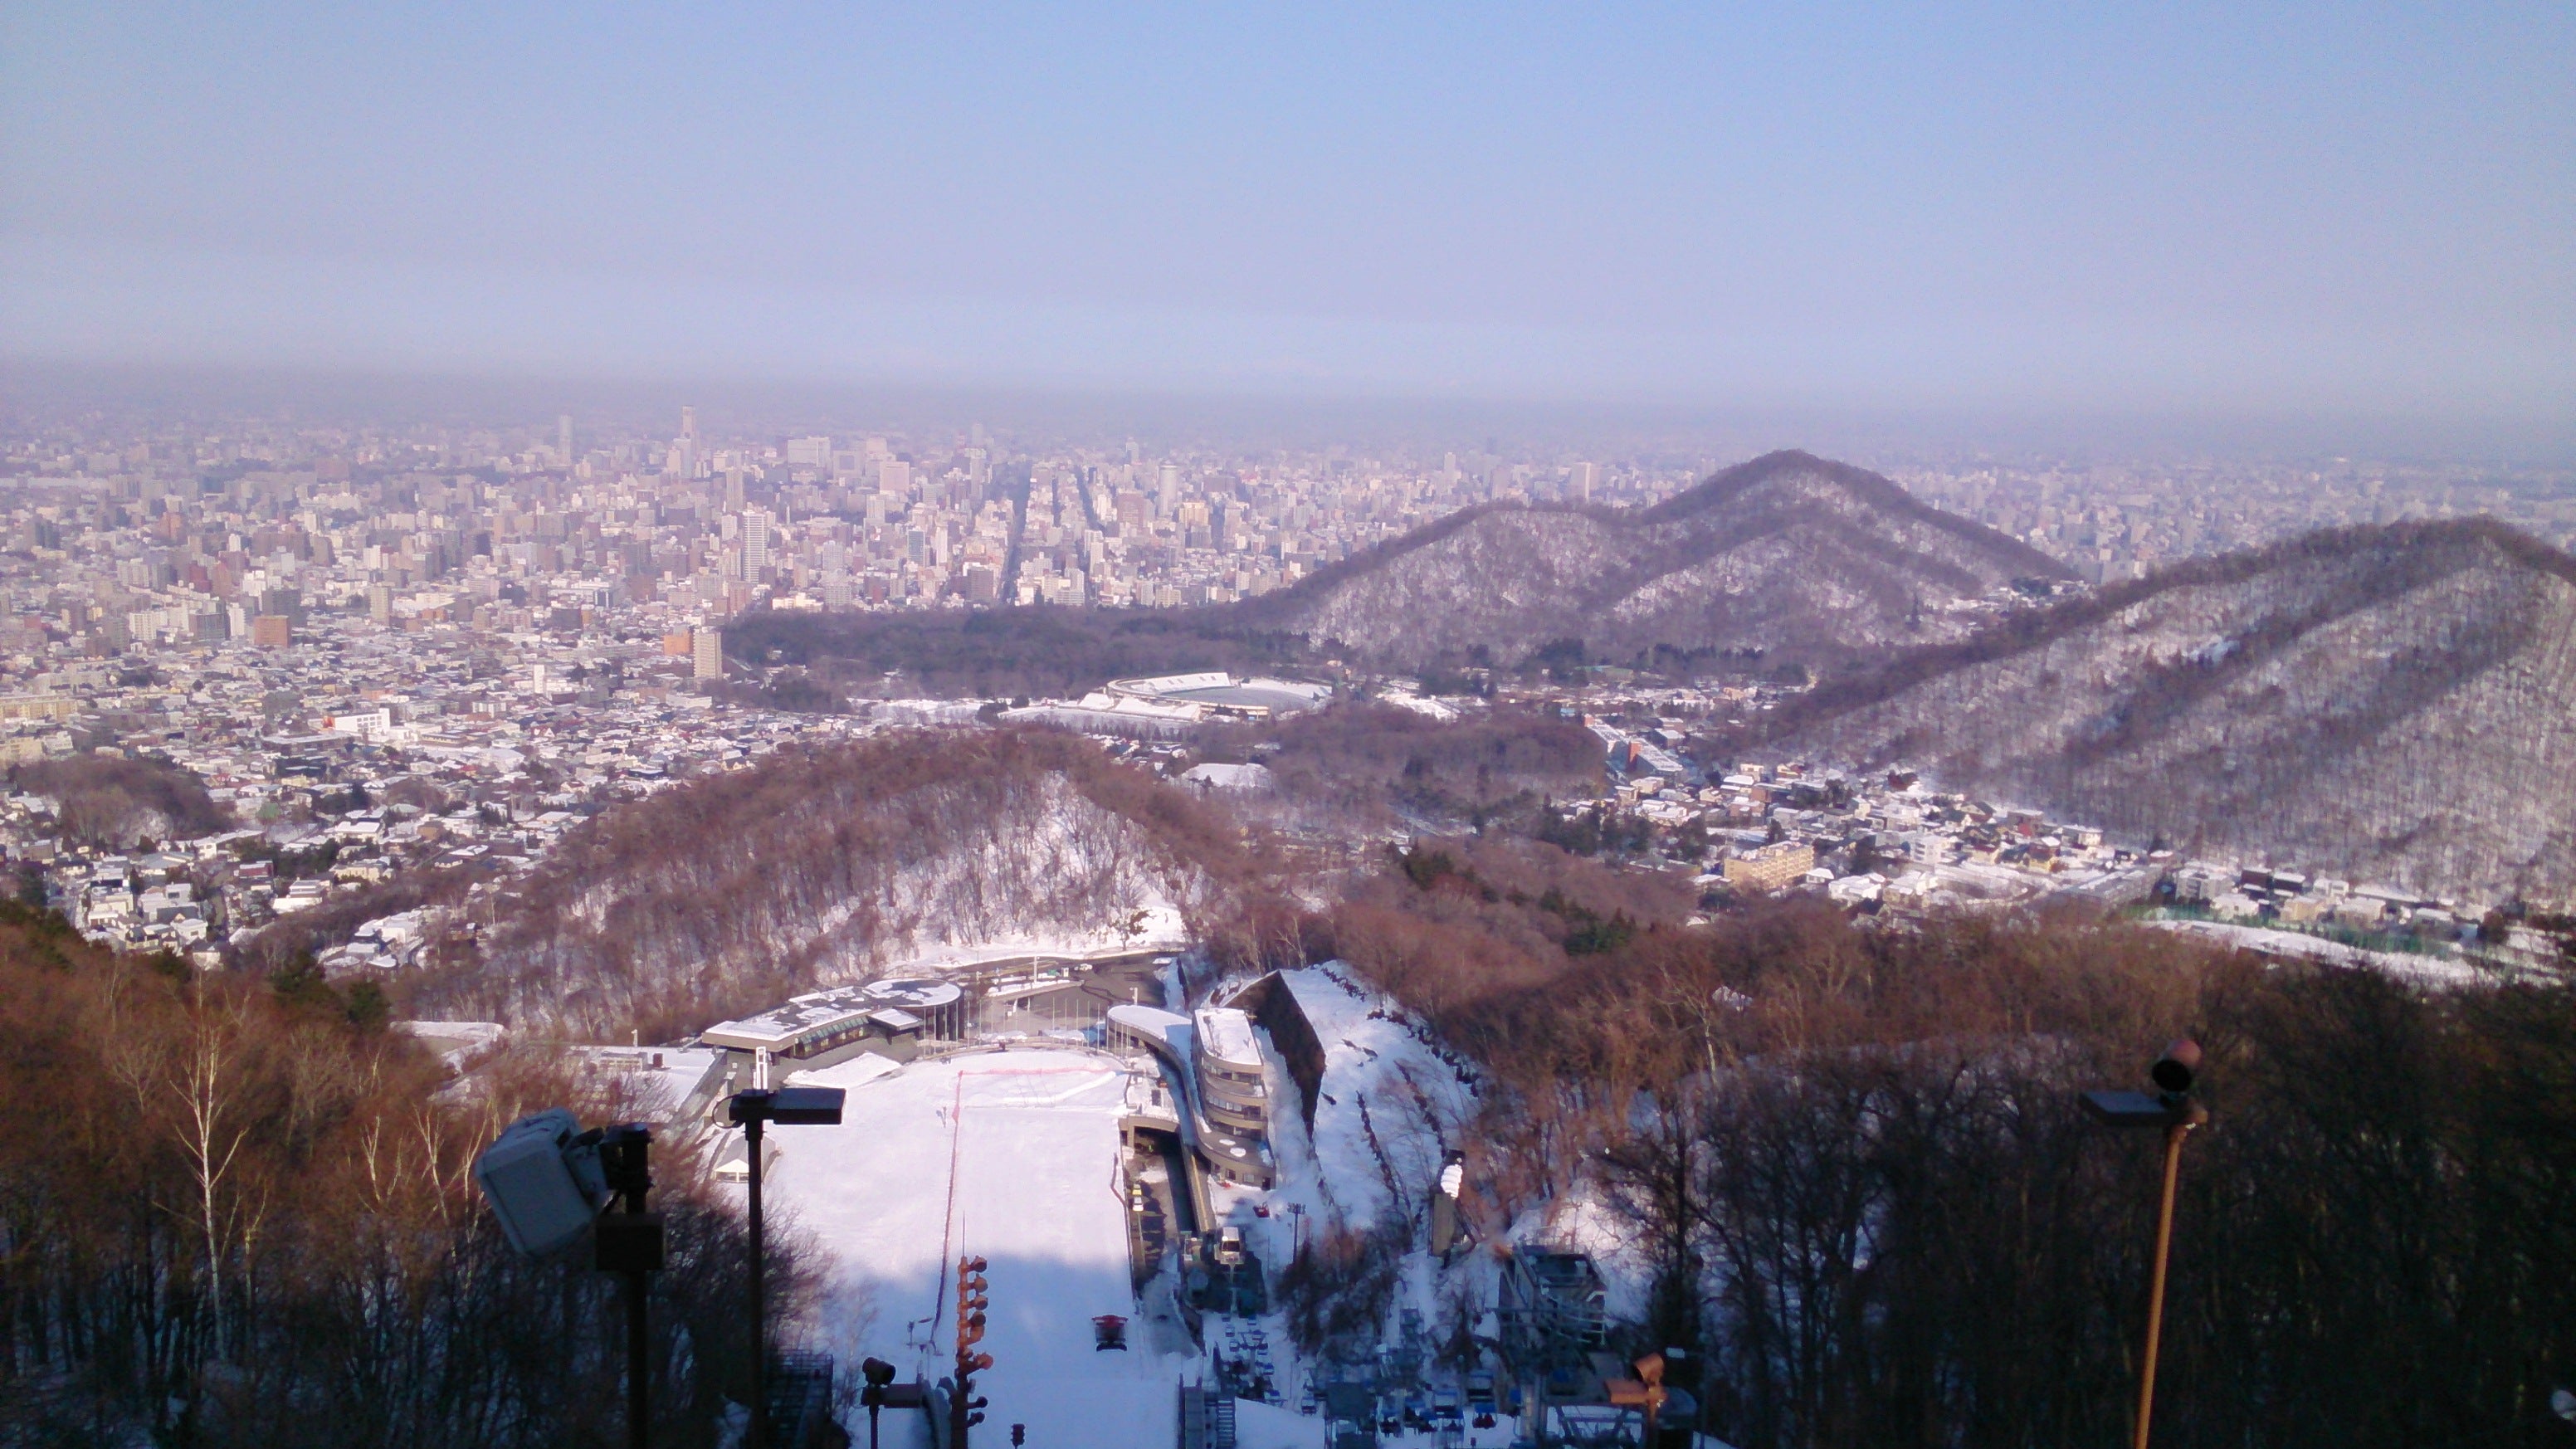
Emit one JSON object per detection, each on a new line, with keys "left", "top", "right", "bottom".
{"left": 759, "top": 1047, "right": 1181, "bottom": 1449}
{"left": 1266, "top": 965, "right": 1480, "bottom": 1238}
{"left": 1772, "top": 520, "right": 2576, "bottom": 902}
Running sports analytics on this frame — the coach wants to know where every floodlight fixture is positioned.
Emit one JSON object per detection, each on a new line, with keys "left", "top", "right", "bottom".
{"left": 475, "top": 1108, "right": 607, "bottom": 1256}
{"left": 860, "top": 1356, "right": 899, "bottom": 1449}
{"left": 730, "top": 1084, "right": 846, "bottom": 1127}
{"left": 472, "top": 1111, "right": 662, "bottom": 1449}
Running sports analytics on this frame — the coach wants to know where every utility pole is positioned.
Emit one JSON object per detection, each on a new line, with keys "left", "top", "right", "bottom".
{"left": 729, "top": 1086, "right": 846, "bottom": 1449}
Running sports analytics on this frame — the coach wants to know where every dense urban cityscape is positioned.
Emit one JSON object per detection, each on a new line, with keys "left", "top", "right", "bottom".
{"left": 2, "top": 401, "right": 2564, "bottom": 985}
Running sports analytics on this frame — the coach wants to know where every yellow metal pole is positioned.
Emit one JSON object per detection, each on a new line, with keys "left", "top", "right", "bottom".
{"left": 2134, "top": 1117, "right": 2197, "bottom": 1449}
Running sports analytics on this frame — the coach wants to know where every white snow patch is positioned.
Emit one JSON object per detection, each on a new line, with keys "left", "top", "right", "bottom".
{"left": 2146, "top": 917, "right": 2482, "bottom": 986}
{"left": 1268, "top": 966, "right": 1479, "bottom": 1237}
{"left": 757, "top": 1047, "right": 1182, "bottom": 1449}
{"left": 895, "top": 907, "right": 1193, "bottom": 975}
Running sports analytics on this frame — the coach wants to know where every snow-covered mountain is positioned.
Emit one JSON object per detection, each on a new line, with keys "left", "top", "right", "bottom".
{"left": 1762, "top": 519, "right": 2576, "bottom": 902}
{"left": 1235, "top": 450, "right": 2070, "bottom": 669}
{"left": 411, "top": 730, "right": 1239, "bottom": 1041}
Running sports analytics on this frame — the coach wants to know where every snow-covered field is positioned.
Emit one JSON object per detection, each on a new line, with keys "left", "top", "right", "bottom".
{"left": 762, "top": 1046, "right": 1183, "bottom": 1448}
{"left": 2146, "top": 916, "right": 2482, "bottom": 985}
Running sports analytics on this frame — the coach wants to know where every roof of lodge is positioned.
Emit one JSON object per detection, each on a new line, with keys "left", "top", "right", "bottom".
{"left": 703, "top": 978, "right": 964, "bottom": 1051}
{"left": 1193, "top": 1006, "right": 1262, "bottom": 1068}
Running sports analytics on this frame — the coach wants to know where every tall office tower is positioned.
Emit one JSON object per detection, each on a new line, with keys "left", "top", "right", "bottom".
{"left": 692, "top": 627, "right": 724, "bottom": 681}
{"left": 741, "top": 508, "right": 773, "bottom": 574}
{"left": 1573, "top": 461, "right": 1598, "bottom": 502}
{"left": 1157, "top": 462, "right": 1181, "bottom": 511}
{"left": 558, "top": 414, "right": 573, "bottom": 461}
{"left": 679, "top": 406, "right": 699, "bottom": 479}
{"left": 681, "top": 406, "right": 697, "bottom": 442}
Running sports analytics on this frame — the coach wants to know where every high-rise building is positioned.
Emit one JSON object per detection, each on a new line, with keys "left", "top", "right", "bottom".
{"left": 557, "top": 414, "right": 573, "bottom": 461}
{"left": 1573, "top": 461, "right": 1599, "bottom": 502}
{"left": 692, "top": 628, "right": 724, "bottom": 681}
{"left": 741, "top": 508, "right": 773, "bottom": 575}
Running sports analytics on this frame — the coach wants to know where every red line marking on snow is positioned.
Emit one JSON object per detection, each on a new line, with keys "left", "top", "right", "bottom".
{"left": 933, "top": 1070, "right": 965, "bottom": 1335}
{"left": 929, "top": 1057, "right": 1125, "bottom": 1337}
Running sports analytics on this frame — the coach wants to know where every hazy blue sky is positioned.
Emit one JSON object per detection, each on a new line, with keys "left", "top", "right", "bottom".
{"left": 3, "top": 3, "right": 2568, "bottom": 423}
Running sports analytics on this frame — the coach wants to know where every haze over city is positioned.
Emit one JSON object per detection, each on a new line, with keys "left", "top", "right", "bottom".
{"left": 5, "top": 3, "right": 2570, "bottom": 432}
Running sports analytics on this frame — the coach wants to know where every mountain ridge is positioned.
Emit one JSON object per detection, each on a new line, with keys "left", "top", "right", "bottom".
{"left": 1748, "top": 517, "right": 2576, "bottom": 902}
{"left": 1232, "top": 449, "right": 2072, "bottom": 669}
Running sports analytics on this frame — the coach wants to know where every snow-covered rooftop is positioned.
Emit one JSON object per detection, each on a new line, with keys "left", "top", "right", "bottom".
{"left": 1193, "top": 1006, "right": 1261, "bottom": 1069}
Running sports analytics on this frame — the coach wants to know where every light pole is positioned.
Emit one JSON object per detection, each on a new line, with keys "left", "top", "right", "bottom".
{"left": 729, "top": 1086, "right": 846, "bottom": 1449}
{"left": 595, "top": 1125, "right": 664, "bottom": 1449}
{"left": 2081, "top": 1038, "right": 2210, "bottom": 1449}
{"left": 859, "top": 1356, "right": 896, "bottom": 1449}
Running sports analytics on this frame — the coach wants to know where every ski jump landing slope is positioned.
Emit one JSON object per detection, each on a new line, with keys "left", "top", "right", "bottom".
{"left": 773, "top": 1046, "right": 1177, "bottom": 1448}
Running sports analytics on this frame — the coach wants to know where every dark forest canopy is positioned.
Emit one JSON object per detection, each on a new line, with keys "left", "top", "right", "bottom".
{"left": 1284, "top": 858, "right": 2576, "bottom": 1449}
{"left": 13, "top": 753, "right": 235, "bottom": 847}
{"left": 1198, "top": 702, "right": 1603, "bottom": 831}
{"left": 725, "top": 603, "right": 1312, "bottom": 701}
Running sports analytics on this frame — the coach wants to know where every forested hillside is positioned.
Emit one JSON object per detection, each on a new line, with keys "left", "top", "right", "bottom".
{"left": 13, "top": 754, "right": 235, "bottom": 847}
{"left": 1233, "top": 450, "right": 2070, "bottom": 670}
{"left": 727, "top": 603, "right": 1298, "bottom": 702}
{"left": 410, "top": 729, "right": 1259, "bottom": 1042}
{"left": 729, "top": 451, "right": 2067, "bottom": 700}
{"left": 0, "top": 903, "right": 789, "bottom": 1447}
{"left": 1293, "top": 845, "right": 2576, "bottom": 1447}
{"left": 1749, "top": 519, "right": 2576, "bottom": 902}
{"left": 1198, "top": 703, "right": 1603, "bottom": 837}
